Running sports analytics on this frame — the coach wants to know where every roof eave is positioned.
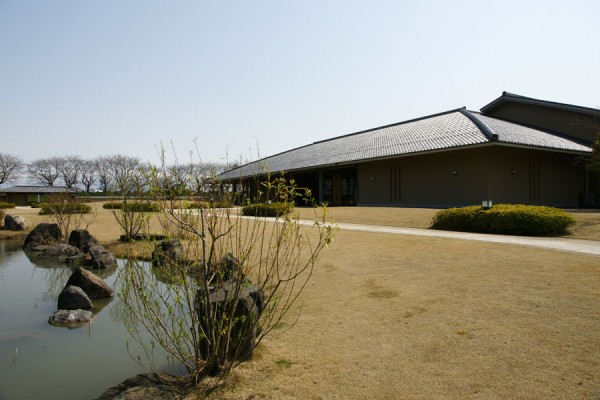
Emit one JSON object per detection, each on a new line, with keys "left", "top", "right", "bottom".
{"left": 219, "top": 141, "right": 590, "bottom": 182}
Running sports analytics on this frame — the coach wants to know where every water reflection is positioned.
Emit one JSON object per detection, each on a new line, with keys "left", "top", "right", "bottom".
{"left": 0, "top": 240, "right": 174, "bottom": 400}
{"left": 0, "top": 239, "right": 22, "bottom": 266}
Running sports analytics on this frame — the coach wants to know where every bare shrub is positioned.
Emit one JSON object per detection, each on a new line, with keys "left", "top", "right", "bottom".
{"left": 118, "top": 154, "right": 336, "bottom": 384}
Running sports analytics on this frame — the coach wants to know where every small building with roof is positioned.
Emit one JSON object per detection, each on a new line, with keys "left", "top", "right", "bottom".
{"left": 0, "top": 186, "right": 76, "bottom": 206}
{"left": 219, "top": 92, "right": 599, "bottom": 208}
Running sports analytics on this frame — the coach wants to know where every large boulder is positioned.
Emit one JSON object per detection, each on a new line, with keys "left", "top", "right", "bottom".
{"left": 57, "top": 285, "right": 93, "bottom": 310}
{"left": 68, "top": 229, "right": 99, "bottom": 253}
{"left": 4, "top": 214, "right": 26, "bottom": 231}
{"left": 152, "top": 239, "right": 184, "bottom": 267}
{"left": 197, "top": 279, "right": 264, "bottom": 362}
{"left": 23, "top": 223, "right": 61, "bottom": 250}
{"left": 48, "top": 309, "right": 93, "bottom": 329}
{"left": 28, "top": 244, "right": 85, "bottom": 263}
{"left": 65, "top": 267, "right": 114, "bottom": 299}
{"left": 218, "top": 252, "right": 242, "bottom": 281}
{"left": 88, "top": 245, "right": 117, "bottom": 268}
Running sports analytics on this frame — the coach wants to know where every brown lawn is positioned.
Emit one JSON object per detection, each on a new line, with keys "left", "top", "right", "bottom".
{"left": 1, "top": 203, "right": 600, "bottom": 398}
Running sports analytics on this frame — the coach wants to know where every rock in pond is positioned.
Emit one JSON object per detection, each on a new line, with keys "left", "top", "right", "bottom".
{"left": 68, "top": 229, "right": 99, "bottom": 253}
{"left": 65, "top": 267, "right": 114, "bottom": 299}
{"left": 28, "top": 243, "right": 85, "bottom": 263}
{"left": 48, "top": 309, "right": 93, "bottom": 328}
{"left": 152, "top": 239, "right": 184, "bottom": 267}
{"left": 88, "top": 245, "right": 117, "bottom": 268}
{"left": 57, "top": 285, "right": 93, "bottom": 310}
{"left": 23, "top": 223, "right": 62, "bottom": 250}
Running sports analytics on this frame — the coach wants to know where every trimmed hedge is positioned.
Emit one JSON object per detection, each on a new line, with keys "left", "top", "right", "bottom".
{"left": 0, "top": 202, "right": 16, "bottom": 209}
{"left": 183, "top": 200, "right": 231, "bottom": 209}
{"left": 103, "top": 201, "right": 161, "bottom": 212}
{"left": 241, "top": 202, "right": 293, "bottom": 217}
{"left": 431, "top": 204, "right": 576, "bottom": 236}
{"left": 39, "top": 202, "right": 92, "bottom": 215}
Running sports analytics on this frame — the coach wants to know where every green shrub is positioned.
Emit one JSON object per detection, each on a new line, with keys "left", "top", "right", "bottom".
{"left": 39, "top": 202, "right": 92, "bottom": 215}
{"left": 431, "top": 204, "right": 576, "bottom": 236}
{"left": 103, "top": 201, "right": 161, "bottom": 212}
{"left": 241, "top": 202, "right": 293, "bottom": 217}
{"left": 183, "top": 200, "right": 231, "bottom": 209}
{"left": 0, "top": 202, "right": 16, "bottom": 209}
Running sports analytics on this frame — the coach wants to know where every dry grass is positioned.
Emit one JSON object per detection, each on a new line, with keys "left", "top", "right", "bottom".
{"left": 1, "top": 203, "right": 600, "bottom": 398}
{"left": 197, "top": 230, "right": 600, "bottom": 399}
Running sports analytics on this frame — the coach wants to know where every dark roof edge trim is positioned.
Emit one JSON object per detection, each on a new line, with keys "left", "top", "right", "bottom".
{"left": 459, "top": 109, "right": 497, "bottom": 141}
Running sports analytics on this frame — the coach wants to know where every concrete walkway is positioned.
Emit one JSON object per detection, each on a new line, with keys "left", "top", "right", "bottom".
{"left": 239, "top": 214, "right": 600, "bottom": 257}
{"left": 328, "top": 221, "right": 600, "bottom": 257}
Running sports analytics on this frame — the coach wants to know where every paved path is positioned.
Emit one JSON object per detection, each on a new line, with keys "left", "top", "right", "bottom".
{"left": 328, "top": 221, "right": 600, "bottom": 257}
{"left": 240, "top": 214, "right": 600, "bottom": 256}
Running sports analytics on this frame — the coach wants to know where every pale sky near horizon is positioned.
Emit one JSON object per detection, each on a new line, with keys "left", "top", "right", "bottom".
{"left": 1, "top": 0, "right": 599, "bottom": 166}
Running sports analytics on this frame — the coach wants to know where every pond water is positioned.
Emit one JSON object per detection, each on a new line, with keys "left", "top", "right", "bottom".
{"left": 0, "top": 240, "right": 173, "bottom": 400}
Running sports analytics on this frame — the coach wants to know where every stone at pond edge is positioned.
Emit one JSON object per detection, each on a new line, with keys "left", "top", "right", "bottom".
{"left": 29, "top": 244, "right": 85, "bottom": 262}
{"left": 88, "top": 245, "right": 117, "bottom": 268}
{"left": 23, "top": 223, "right": 62, "bottom": 249}
{"left": 219, "top": 252, "right": 242, "bottom": 281}
{"left": 48, "top": 309, "right": 93, "bottom": 328}
{"left": 65, "top": 267, "right": 114, "bottom": 299}
{"left": 196, "top": 279, "right": 265, "bottom": 362}
{"left": 4, "top": 214, "right": 26, "bottom": 231}
{"left": 58, "top": 285, "right": 93, "bottom": 310}
{"left": 152, "top": 239, "right": 184, "bottom": 267}
{"left": 68, "top": 229, "right": 99, "bottom": 253}
{"left": 96, "top": 373, "right": 185, "bottom": 400}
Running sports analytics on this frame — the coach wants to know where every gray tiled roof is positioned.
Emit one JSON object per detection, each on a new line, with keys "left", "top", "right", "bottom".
{"left": 220, "top": 109, "right": 592, "bottom": 180}
{"left": 468, "top": 112, "right": 592, "bottom": 151}
{"left": 0, "top": 186, "right": 75, "bottom": 193}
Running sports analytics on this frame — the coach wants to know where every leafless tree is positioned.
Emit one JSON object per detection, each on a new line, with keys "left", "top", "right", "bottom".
{"left": 56, "top": 155, "right": 84, "bottom": 189}
{"left": 106, "top": 154, "right": 142, "bottom": 193}
{"left": 188, "top": 162, "right": 226, "bottom": 195}
{"left": 80, "top": 159, "right": 97, "bottom": 193}
{"left": 27, "top": 157, "right": 61, "bottom": 186}
{"left": 0, "top": 152, "right": 24, "bottom": 184}
{"left": 95, "top": 156, "right": 113, "bottom": 193}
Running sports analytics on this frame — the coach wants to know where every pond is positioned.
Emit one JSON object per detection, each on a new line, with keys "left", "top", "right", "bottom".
{"left": 0, "top": 239, "right": 173, "bottom": 400}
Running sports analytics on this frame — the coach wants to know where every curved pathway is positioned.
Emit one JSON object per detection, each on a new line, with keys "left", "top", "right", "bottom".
{"left": 238, "top": 213, "right": 600, "bottom": 256}
{"left": 329, "top": 221, "right": 600, "bottom": 257}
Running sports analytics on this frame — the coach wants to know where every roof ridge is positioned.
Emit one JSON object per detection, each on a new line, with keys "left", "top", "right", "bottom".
{"left": 459, "top": 109, "right": 497, "bottom": 141}
{"left": 312, "top": 107, "right": 468, "bottom": 145}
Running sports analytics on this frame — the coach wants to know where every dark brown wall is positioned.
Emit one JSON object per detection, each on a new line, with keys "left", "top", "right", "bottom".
{"left": 6, "top": 193, "right": 29, "bottom": 206}
{"left": 356, "top": 146, "right": 589, "bottom": 207}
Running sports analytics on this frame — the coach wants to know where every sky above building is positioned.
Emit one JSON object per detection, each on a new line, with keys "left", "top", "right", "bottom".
{"left": 1, "top": 0, "right": 599, "bottom": 167}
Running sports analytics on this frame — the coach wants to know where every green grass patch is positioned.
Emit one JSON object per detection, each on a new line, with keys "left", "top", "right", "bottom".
{"left": 431, "top": 204, "right": 576, "bottom": 236}
{"left": 275, "top": 358, "right": 294, "bottom": 368}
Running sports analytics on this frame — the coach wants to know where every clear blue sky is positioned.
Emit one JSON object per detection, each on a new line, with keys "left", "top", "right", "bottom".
{"left": 1, "top": 0, "right": 599, "bottom": 166}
